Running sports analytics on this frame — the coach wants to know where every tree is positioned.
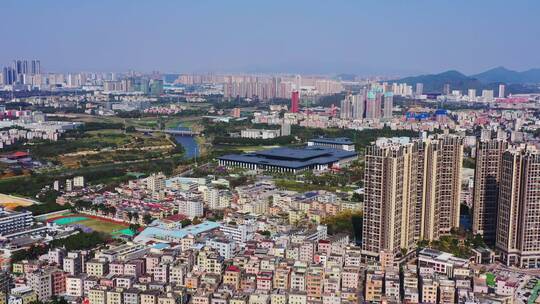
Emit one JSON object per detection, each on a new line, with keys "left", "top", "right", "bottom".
{"left": 11, "top": 244, "right": 48, "bottom": 263}
{"left": 322, "top": 210, "right": 363, "bottom": 240}
{"left": 463, "top": 157, "right": 476, "bottom": 169}
{"left": 49, "top": 231, "right": 107, "bottom": 251}
{"left": 417, "top": 240, "right": 429, "bottom": 249}
{"left": 351, "top": 192, "right": 363, "bottom": 202}
{"left": 192, "top": 217, "right": 202, "bottom": 225}
{"left": 129, "top": 224, "right": 141, "bottom": 234}
{"left": 11, "top": 232, "right": 107, "bottom": 263}
{"left": 257, "top": 230, "right": 271, "bottom": 237}
{"left": 400, "top": 248, "right": 408, "bottom": 257}
{"left": 37, "top": 189, "right": 60, "bottom": 204}
{"left": 472, "top": 234, "right": 486, "bottom": 247}
{"left": 143, "top": 214, "right": 154, "bottom": 225}
{"left": 180, "top": 219, "right": 192, "bottom": 227}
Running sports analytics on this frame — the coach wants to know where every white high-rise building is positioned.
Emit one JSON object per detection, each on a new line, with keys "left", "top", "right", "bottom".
{"left": 498, "top": 84, "right": 505, "bottom": 98}
{"left": 340, "top": 96, "right": 352, "bottom": 120}
{"left": 220, "top": 223, "right": 256, "bottom": 243}
{"left": 351, "top": 94, "right": 364, "bottom": 120}
{"left": 66, "top": 179, "right": 73, "bottom": 192}
{"left": 203, "top": 187, "right": 221, "bottom": 210}
{"left": 73, "top": 176, "right": 85, "bottom": 188}
{"left": 482, "top": 90, "right": 494, "bottom": 102}
{"left": 383, "top": 93, "right": 393, "bottom": 119}
{"left": 468, "top": 89, "right": 476, "bottom": 101}
{"left": 201, "top": 186, "right": 231, "bottom": 210}
{"left": 205, "top": 238, "right": 237, "bottom": 259}
{"left": 178, "top": 200, "right": 203, "bottom": 219}
{"left": 415, "top": 83, "right": 423, "bottom": 96}
{"left": 281, "top": 122, "right": 291, "bottom": 136}
{"left": 27, "top": 270, "right": 52, "bottom": 301}
{"left": 147, "top": 172, "right": 166, "bottom": 194}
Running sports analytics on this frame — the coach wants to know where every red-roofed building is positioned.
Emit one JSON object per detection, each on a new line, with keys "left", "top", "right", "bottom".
{"left": 318, "top": 239, "right": 331, "bottom": 255}
{"left": 256, "top": 272, "right": 273, "bottom": 291}
{"left": 224, "top": 265, "right": 242, "bottom": 289}
{"left": 164, "top": 214, "right": 187, "bottom": 222}
{"left": 7, "top": 151, "right": 29, "bottom": 160}
{"left": 226, "top": 265, "right": 241, "bottom": 272}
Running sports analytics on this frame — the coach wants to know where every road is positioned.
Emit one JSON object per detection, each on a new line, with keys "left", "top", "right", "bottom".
{"left": 177, "top": 161, "right": 211, "bottom": 177}
{"left": 135, "top": 128, "right": 200, "bottom": 136}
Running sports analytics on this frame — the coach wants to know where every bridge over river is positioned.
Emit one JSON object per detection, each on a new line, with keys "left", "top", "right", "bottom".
{"left": 135, "top": 128, "right": 200, "bottom": 136}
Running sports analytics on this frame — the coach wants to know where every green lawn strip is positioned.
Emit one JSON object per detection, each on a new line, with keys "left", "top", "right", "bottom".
{"left": 77, "top": 218, "right": 128, "bottom": 233}
{"left": 528, "top": 281, "right": 540, "bottom": 304}
{"left": 486, "top": 273, "right": 496, "bottom": 287}
{"left": 275, "top": 179, "right": 355, "bottom": 193}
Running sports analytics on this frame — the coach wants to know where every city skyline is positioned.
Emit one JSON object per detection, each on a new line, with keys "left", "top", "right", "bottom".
{"left": 1, "top": 0, "right": 540, "bottom": 75}
{"left": 3, "top": 1, "right": 540, "bottom": 302}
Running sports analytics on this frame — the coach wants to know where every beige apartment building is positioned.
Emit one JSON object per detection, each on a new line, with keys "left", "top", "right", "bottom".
{"left": 362, "top": 137, "right": 418, "bottom": 258}
{"left": 420, "top": 134, "right": 463, "bottom": 241}
{"left": 420, "top": 277, "right": 438, "bottom": 304}
{"left": 86, "top": 259, "right": 109, "bottom": 277}
{"left": 88, "top": 287, "right": 107, "bottom": 304}
{"left": 65, "top": 276, "right": 84, "bottom": 297}
{"left": 496, "top": 145, "right": 540, "bottom": 268}
{"left": 364, "top": 270, "right": 383, "bottom": 302}
{"left": 362, "top": 134, "right": 463, "bottom": 259}
{"left": 106, "top": 288, "right": 123, "bottom": 304}
{"left": 472, "top": 131, "right": 508, "bottom": 243}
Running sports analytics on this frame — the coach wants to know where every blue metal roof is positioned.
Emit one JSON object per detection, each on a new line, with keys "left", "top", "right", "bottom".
{"left": 152, "top": 243, "right": 170, "bottom": 249}
{"left": 134, "top": 221, "right": 221, "bottom": 243}
{"left": 435, "top": 109, "right": 448, "bottom": 115}
{"left": 255, "top": 147, "right": 330, "bottom": 160}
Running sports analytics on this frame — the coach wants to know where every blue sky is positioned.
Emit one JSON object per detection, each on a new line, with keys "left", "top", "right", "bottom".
{"left": 1, "top": 0, "right": 539, "bottom": 76}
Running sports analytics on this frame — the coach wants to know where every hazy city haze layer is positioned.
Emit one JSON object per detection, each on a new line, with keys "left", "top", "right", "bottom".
{"left": 1, "top": 0, "right": 539, "bottom": 75}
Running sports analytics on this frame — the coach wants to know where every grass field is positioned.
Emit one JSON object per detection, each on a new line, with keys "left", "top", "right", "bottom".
{"left": 77, "top": 218, "right": 128, "bottom": 233}
{"left": 0, "top": 193, "right": 38, "bottom": 210}
{"left": 48, "top": 129, "right": 173, "bottom": 168}
{"left": 51, "top": 215, "right": 129, "bottom": 234}
{"left": 68, "top": 114, "right": 202, "bottom": 130}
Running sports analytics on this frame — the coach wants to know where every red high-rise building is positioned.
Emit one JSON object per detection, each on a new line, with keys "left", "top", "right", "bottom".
{"left": 291, "top": 91, "right": 300, "bottom": 113}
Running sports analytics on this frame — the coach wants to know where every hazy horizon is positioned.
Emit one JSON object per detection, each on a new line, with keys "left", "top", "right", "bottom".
{"left": 1, "top": 0, "right": 539, "bottom": 77}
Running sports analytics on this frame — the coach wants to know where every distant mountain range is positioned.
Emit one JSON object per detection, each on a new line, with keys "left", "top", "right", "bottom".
{"left": 395, "top": 67, "right": 540, "bottom": 94}
{"left": 472, "top": 67, "right": 540, "bottom": 84}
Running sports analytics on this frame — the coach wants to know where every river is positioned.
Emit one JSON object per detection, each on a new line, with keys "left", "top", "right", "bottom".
{"left": 173, "top": 124, "right": 199, "bottom": 160}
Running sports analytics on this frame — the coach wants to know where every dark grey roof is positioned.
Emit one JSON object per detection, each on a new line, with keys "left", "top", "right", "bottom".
{"left": 218, "top": 147, "right": 357, "bottom": 169}
{"left": 254, "top": 147, "right": 331, "bottom": 160}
